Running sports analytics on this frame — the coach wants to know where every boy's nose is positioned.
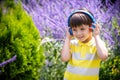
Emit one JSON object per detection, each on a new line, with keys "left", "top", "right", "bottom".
{"left": 76, "top": 31, "right": 82, "bottom": 35}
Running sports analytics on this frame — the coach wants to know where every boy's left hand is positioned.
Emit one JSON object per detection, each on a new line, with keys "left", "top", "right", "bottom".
{"left": 90, "top": 23, "right": 101, "bottom": 37}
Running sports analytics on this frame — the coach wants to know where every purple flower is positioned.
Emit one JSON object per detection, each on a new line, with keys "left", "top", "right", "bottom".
{"left": 117, "top": 36, "right": 120, "bottom": 42}
{"left": 114, "top": 29, "right": 118, "bottom": 36}
{"left": 0, "top": 55, "right": 17, "bottom": 67}
{"left": 21, "top": 0, "right": 120, "bottom": 48}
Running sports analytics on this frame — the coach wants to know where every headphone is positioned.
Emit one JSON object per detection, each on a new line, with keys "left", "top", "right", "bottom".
{"left": 68, "top": 10, "right": 96, "bottom": 35}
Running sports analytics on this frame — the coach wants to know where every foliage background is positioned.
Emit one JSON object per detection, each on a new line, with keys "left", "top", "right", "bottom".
{"left": 0, "top": 0, "right": 44, "bottom": 80}
{"left": 0, "top": 0, "right": 120, "bottom": 80}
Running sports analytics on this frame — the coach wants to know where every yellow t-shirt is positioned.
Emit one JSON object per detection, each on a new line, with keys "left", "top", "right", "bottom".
{"left": 64, "top": 37, "right": 101, "bottom": 80}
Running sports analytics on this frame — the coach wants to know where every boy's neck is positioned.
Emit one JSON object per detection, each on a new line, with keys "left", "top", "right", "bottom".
{"left": 82, "top": 34, "right": 92, "bottom": 43}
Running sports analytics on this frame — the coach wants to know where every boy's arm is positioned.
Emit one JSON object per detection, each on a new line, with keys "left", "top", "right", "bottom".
{"left": 61, "top": 28, "right": 72, "bottom": 62}
{"left": 92, "top": 23, "right": 108, "bottom": 60}
{"left": 61, "top": 37, "right": 71, "bottom": 62}
{"left": 94, "top": 35, "right": 108, "bottom": 60}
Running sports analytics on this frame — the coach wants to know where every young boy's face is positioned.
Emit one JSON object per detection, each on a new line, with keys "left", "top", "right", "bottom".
{"left": 72, "top": 25, "right": 92, "bottom": 42}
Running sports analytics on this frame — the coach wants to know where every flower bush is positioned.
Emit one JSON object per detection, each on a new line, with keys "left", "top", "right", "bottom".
{"left": 99, "top": 18, "right": 120, "bottom": 80}
{"left": 40, "top": 38, "right": 66, "bottom": 80}
{"left": 21, "top": 0, "right": 120, "bottom": 80}
{"left": 0, "top": 1, "right": 44, "bottom": 80}
{"left": 22, "top": 0, "right": 120, "bottom": 48}
{"left": 100, "top": 56, "right": 120, "bottom": 80}
{"left": 0, "top": 0, "right": 119, "bottom": 80}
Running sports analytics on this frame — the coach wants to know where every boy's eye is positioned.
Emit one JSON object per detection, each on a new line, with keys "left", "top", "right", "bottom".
{"left": 72, "top": 29, "right": 77, "bottom": 31}
{"left": 81, "top": 28, "right": 85, "bottom": 30}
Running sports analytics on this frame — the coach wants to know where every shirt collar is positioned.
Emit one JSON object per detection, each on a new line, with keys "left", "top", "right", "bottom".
{"left": 78, "top": 37, "right": 95, "bottom": 46}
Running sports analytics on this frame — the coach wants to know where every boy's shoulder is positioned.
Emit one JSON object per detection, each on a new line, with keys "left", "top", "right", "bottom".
{"left": 70, "top": 38, "right": 79, "bottom": 46}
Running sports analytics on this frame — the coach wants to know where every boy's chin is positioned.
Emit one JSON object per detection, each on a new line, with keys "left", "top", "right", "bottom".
{"left": 78, "top": 38, "right": 86, "bottom": 42}
{"left": 78, "top": 38, "right": 90, "bottom": 43}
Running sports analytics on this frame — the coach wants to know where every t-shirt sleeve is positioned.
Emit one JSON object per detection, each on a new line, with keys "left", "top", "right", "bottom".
{"left": 70, "top": 39, "right": 78, "bottom": 54}
{"left": 70, "top": 42, "right": 73, "bottom": 54}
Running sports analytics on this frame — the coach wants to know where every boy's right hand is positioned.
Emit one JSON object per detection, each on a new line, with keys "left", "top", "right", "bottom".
{"left": 66, "top": 27, "right": 73, "bottom": 39}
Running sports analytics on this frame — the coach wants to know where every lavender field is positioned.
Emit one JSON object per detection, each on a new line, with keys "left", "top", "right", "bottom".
{"left": 0, "top": 0, "right": 120, "bottom": 80}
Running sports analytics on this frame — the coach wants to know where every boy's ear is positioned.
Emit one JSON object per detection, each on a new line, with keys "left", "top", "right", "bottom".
{"left": 89, "top": 24, "right": 93, "bottom": 32}
{"left": 89, "top": 24, "right": 92, "bottom": 27}
{"left": 89, "top": 28, "right": 93, "bottom": 32}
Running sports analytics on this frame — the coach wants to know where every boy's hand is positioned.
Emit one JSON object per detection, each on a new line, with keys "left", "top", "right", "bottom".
{"left": 90, "top": 23, "right": 101, "bottom": 37}
{"left": 66, "top": 28, "right": 73, "bottom": 39}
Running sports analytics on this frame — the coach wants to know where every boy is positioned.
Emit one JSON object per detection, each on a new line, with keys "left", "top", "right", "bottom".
{"left": 61, "top": 9, "right": 108, "bottom": 80}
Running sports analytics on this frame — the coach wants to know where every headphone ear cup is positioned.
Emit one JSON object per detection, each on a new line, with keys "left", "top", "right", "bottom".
{"left": 92, "top": 25, "right": 95, "bottom": 28}
{"left": 69, "top": 28, "right": 73, "bottom": 35}
{"left": 91, "top": 24, "right": 96, "bottom": 32}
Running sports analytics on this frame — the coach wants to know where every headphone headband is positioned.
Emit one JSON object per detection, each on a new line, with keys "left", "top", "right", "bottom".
{"left": 68, "top": 10, "right": 96, "bottom": 27}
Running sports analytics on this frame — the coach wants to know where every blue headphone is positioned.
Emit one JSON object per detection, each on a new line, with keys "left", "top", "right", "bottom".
{"left": 68, "top": 10, "right": 96, "bottom": 35}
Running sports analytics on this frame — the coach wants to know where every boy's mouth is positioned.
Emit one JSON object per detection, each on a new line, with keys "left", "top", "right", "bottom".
{"left": 77, "top": 36, "right": 84, "bottom": 39}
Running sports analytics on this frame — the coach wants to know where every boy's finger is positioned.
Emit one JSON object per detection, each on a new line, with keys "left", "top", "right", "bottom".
{"left": 96, "top": 23, "right": 101, "bottom": 30}
{"left": 89, "top": 27, "right": 93, "bottom": 30}
{"left": 89, "top": 27, "right": 95, "bottom": 31}
{"left": 93, "top": 23, "right": 99, "bottom": 30}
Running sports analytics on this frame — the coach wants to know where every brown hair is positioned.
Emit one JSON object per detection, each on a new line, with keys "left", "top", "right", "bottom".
{"left": 69, "top": 9, "right": 93, "bottom": 28}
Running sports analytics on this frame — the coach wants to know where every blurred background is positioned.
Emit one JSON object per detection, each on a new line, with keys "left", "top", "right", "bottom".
{"left": 0, "top": 0, "right": 120, "bottom": 80}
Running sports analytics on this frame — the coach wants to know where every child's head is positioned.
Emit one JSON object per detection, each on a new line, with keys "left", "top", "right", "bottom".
{"left": 69, "top": 9, "right": 94, "bottom": 28}
{"left": 68, "top": 9, "right": 94, "bottom": 42}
